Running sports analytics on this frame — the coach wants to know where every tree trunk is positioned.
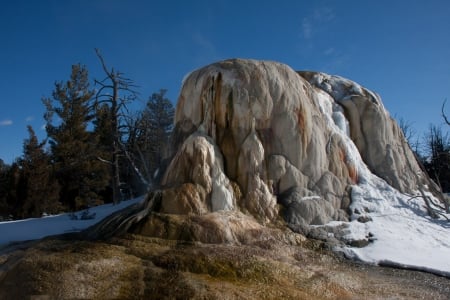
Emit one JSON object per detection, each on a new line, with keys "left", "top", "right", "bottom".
{"left": 111, "top": 75, "right": 121, "bottom": 204}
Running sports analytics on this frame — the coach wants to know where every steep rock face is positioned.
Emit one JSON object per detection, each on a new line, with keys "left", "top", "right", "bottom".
{"left": 298, "top": 71, "right": 421, "bottom": 193}
{"left": 160, "top": 59, "right": 425, "bottom": 227}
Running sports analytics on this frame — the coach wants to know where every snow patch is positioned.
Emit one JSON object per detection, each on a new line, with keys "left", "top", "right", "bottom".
{"left": 0, "top": 197, "right": 144, "bottom": 247}
{"left": 342, "top": 176, "right": 450, "bottom": 274}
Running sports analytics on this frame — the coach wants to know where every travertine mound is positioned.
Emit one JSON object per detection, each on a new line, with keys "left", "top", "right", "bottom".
{"left": 158, "top": 59, "right": 425, "bottom": 228}
{"left": 1, "top": 60, "right": 447, "bottom": 299}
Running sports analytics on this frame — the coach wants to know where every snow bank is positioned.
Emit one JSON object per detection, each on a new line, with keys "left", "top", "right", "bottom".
{"left": 0, "top": 197, "right": 144, "bottom": 247}
{"left": 342, "top": 177, "right": 450, "bottom": 276}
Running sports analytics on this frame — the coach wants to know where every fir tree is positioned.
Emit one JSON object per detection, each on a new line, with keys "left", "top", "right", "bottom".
{"left": 17, "top": 126, "right": 61, "bottom": 218}
{"left": 92, "top": 103, "right": 114, "bottom": 201}
{"left": 43, "top": 64, "right": 110, "bottom": 210}
{"left": 0, "top": 159, "right": 11, "bottom": 218}
{"left": 124, "top": 89, "right": 174, "bottom": 194}
{"left": 1, "top": 162, "right": 21, "bottom": 218}
{"left": 139, "top": 89, "right": 174, "bottom": 175}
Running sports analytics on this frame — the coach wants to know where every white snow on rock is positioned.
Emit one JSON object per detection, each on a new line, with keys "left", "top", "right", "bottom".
{"left": 315, "top": 86, "right": 450, "bottom": 276}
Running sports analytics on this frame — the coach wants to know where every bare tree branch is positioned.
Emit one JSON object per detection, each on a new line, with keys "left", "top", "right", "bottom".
{"left": 94, "top": 48, "right": 149, "bottom": 203}
{"left": 399, "top": 117, "right": 414, "bottom": 140}
{"left": 95, "top": 48, "right": 113, "bottom": 81}
{"left": 118, "top": 139, "right": 150, "bottom": 188}
{"left": 96, "top": 156, "right": 113, "bottom": 165}
{"left": 442, "top": 99, "right": 450, "bottom": 126}
{"left": 418, "top": 187, "right": 439, "bottom": 219}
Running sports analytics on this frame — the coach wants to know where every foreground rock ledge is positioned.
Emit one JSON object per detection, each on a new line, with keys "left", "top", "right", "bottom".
{"left": 1, "top": 233, "right": 450, "bottom": 299}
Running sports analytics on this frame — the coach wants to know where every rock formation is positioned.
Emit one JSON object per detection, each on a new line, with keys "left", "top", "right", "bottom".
{"left": 156, "top": 59, "right": 426, "bottom": 231}
{"left": 2, "top": 59, "right": 449, "bottom": 298}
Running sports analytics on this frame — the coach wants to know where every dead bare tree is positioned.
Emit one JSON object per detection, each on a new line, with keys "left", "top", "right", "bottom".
{"left": 397, "top": 116, "right": 421, "bottom": 153}
{"left": 94, "top": 49, "right": 142, "bottom": 204}
{"left": 401, "top": 127, "right": 449, "bottom": 216}
{"left": 398, "top": 117, "right": 415, "bottom": 143}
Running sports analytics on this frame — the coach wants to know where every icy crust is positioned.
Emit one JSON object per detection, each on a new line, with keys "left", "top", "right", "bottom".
{"left": 302, "top": 69, "right": 426, "bottom": 194}
{"left": 314, "top": 81, "right": 450, "bottom": 276}
{"left": 315, "top": 89, "right": 369, "bottom": 182}
{"left": 309, "top": 72, "right": 384, "bottom": 108}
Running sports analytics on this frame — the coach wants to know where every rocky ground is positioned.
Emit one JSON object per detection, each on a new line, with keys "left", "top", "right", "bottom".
{"left": 1, "top": 227, "right": 449, "bottom": 299}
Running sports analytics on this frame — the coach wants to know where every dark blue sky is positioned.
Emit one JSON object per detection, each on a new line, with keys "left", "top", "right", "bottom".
{"left": 1, "top": 0, "right": 450, "bottom": 162}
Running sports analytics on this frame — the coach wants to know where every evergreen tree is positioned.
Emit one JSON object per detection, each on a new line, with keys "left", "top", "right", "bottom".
{"left": 0, "top": 159, "right": 11, "bottom": 218}
{"left": 126, "top": 89, "right": 174, "bottom": 193}
{"left": 17, "top": 126, "right": 61, "bottom": 218}
{"left": 140, "top": 89, "right": 174, "bottom": 174}
{"left": 0, "top": 162, "right": 21, "bottom": 219}
{"left": 43, "top": 64, "right": 109, "bottom": 210}
{"left": 92, "top": 103, "right": 114, "bottom": 200}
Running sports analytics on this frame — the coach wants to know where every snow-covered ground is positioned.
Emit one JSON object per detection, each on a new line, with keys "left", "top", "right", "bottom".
{"left": 0, "top": 196, "right": 144, "bottom": 247}
{"left": 341, "top": 176, "right": 450, "bottom": 277}
{"left": 314, "top": 83, "right": 450, "bottom": 277}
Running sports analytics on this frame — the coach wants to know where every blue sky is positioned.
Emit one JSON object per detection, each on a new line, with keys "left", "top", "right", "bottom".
{"left": 1, "top": 0, "right": 450, "bottom": 163}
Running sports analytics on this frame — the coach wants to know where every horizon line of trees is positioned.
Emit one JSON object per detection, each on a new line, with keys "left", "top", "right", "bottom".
{"left": 0, "top": 51, "right": 174, "bottom": 220}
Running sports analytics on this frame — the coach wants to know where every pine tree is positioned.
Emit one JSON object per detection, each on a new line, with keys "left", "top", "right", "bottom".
{"left": 140, "top": 89, "right": 174, "bottom": 174}
{"left": 17, "top": 126, "right": 61, "bottom": 218}
{"left": 1, "top": 162, "right": 21, "bottom": 219}
{"left": 92, "top": 103, "right": 114, "bottom": 200}
{"left": 125, "top": 89, "right": 174, "bottom": 194}
{"left": 0, "top": 159, "right": 11, "bottom": 218}
{"left": 43, "top": 64, "right": 110, "bottom": 210}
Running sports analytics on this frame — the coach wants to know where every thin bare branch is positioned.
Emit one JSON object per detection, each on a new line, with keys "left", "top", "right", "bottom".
{"left": 97, "top": 156, "right": 113, "bottom": 165}
{"left": 118, "top": 139, "right": 150, "bottom": 187}
{"left": 442, "top": 99, "right": 450, "bottom": 126}
{"left": 95, "top": 86, "right": 113, "bottom": 98}
{"left": 95, "top": 48, "right": 113, "bottom": 80}
{"left": 94, "top": 81, "right": 114, "bottom": 90}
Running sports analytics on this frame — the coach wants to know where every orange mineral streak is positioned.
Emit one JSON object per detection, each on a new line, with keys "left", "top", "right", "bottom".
{"left": 296, "top": 106, "right": 308, "bottom": 147}
{"left": 347, "top": 164, "right": 358, "bottom": 184}
{"left": 339, "top": 147, "right": 358, "bottom": 184}
{"left": 339, "top": 147, "right": 346, "bottom": 162}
